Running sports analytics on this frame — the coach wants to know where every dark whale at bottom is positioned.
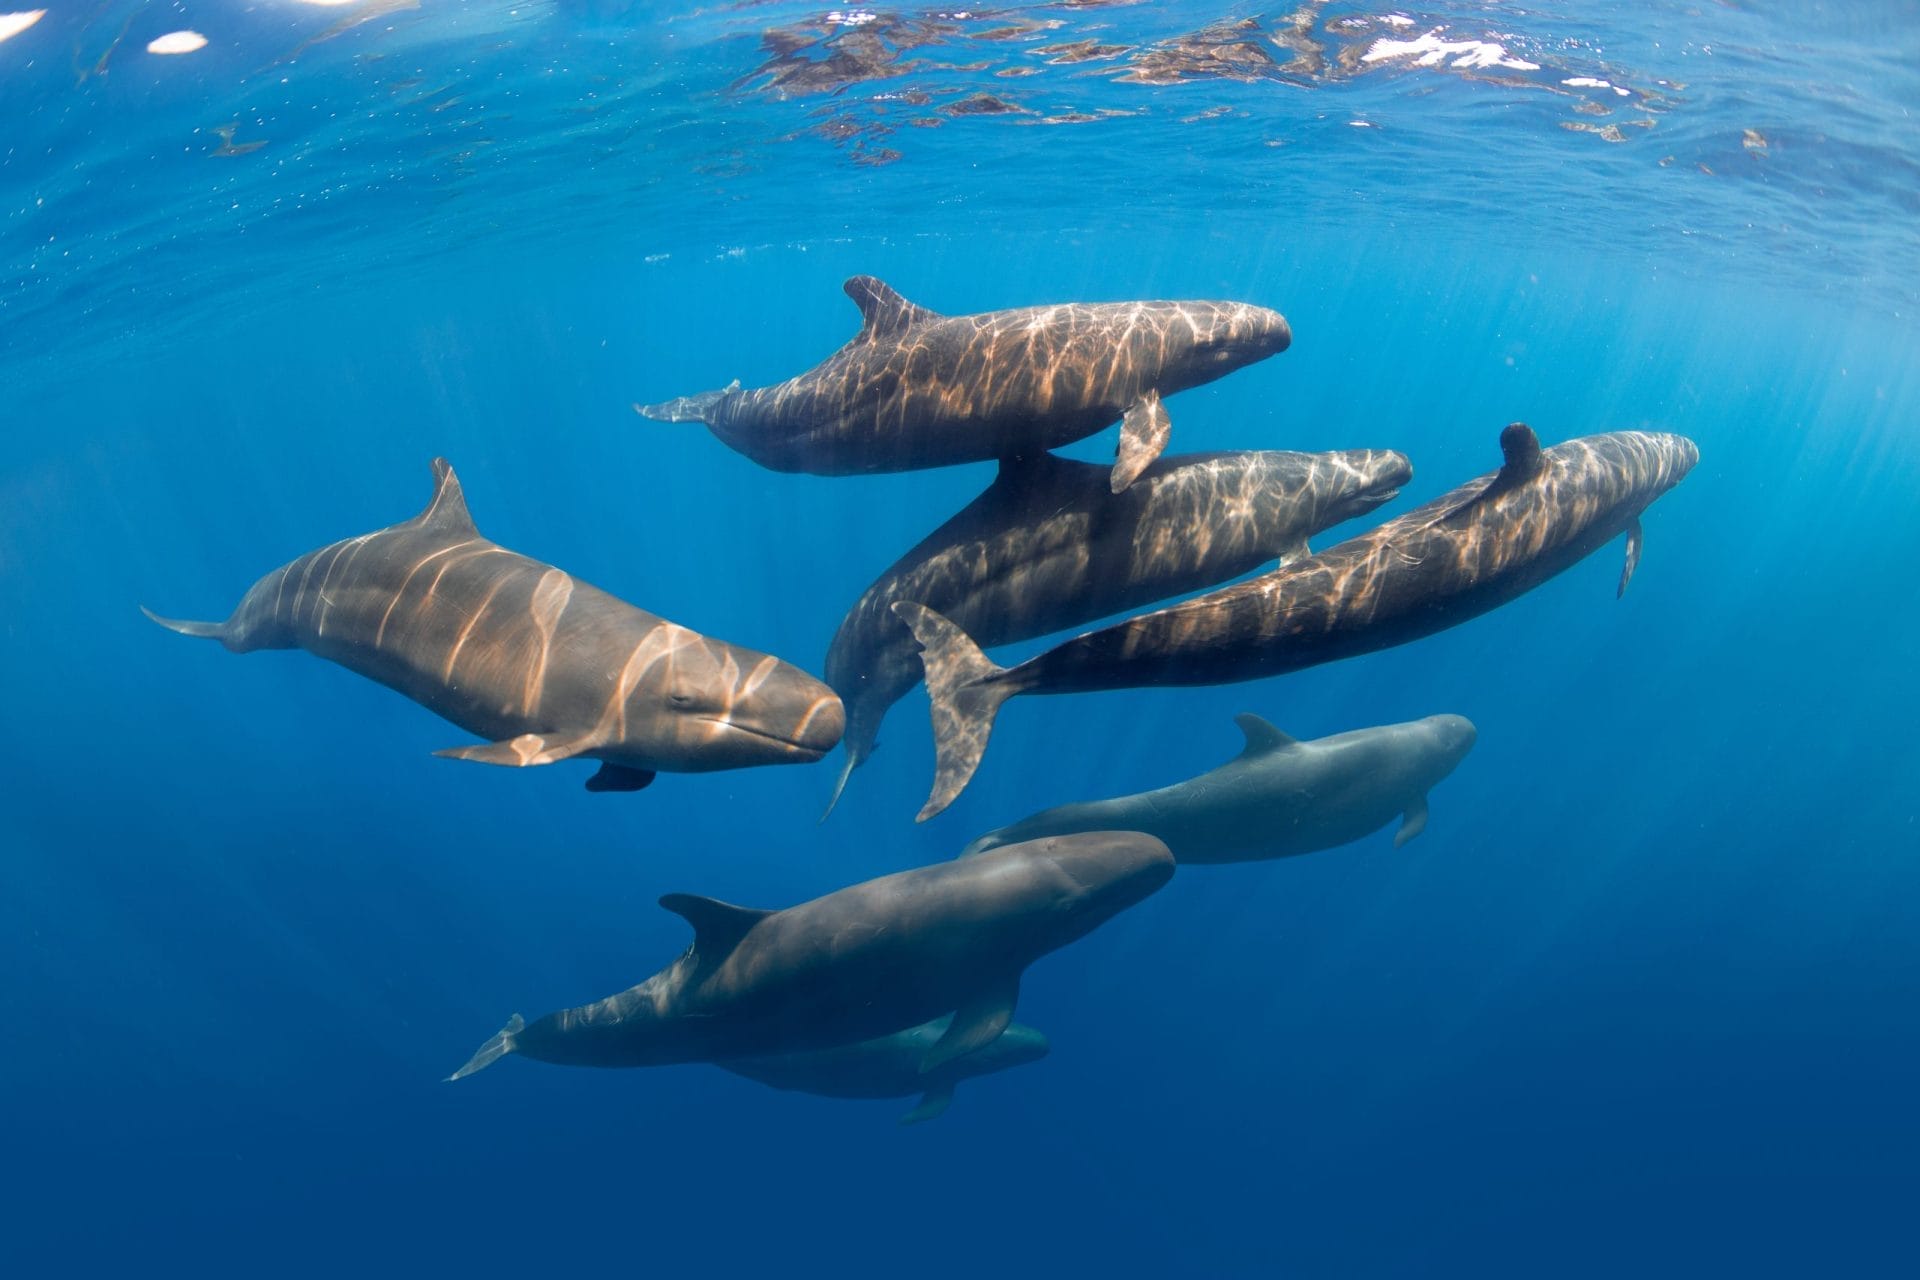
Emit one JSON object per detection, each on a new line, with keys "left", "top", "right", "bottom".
{"left": 448, "top": 832, "right": 1173, "bottom": 1080}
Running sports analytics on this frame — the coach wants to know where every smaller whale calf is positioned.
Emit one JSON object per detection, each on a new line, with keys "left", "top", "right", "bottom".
{"left": 963, "top": 713, "right": 1477, "bottom": 863}
{"left": 636, "top": 275, "right": 1291, "bottom": 492}
{"left": 719, "top": 1017, "right": 1050, "bottom": 1125}
{"left": 448, "top": 832, "right": 1173, "bottom": 1081}
{"left": 143, "top": 459, "right": 843, "bottom": 792}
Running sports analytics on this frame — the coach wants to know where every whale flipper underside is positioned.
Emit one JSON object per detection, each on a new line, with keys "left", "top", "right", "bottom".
{"left": 434, "top": 731, "right": 602, "bottom": 769}
{"left": 922, "top": 976, "right": 1019, "bottom": 1075}
{"left": 1112, "top": 389, "right": 1171, "bottom": 493}
{"left": 586, "top": 763, "right": 656, "bottom": 792}
{"left": 139, "top": 605, "right": 228, "bottom": 640}
{"left": 1394, "top": 796, "right": 1430, "bottom": 848}
{"left": 1619, "top": 517, "right": 1644, "bottom": 597}
{"left": 899, "top": 1085, "right": 956, "bottom": 1126}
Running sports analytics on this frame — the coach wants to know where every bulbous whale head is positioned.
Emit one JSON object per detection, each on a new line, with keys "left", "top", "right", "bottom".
{"left": 639, "top": 630, "right": 845, "bottom": 770}
{"left": 1315, "top": 447, "right": 1415, "bottom": 528}
{"left": 1165, "top": 301, "right": 1292, "bottom": 385}
{"left": 970, "top": 1023, "right": 1050, "bottom": 1073}
{"left": 1024, "top": 830, "right": 1176, "bottom": 933}
{"left": 1421, "top": 714, "right": 1479, "bottom": 772}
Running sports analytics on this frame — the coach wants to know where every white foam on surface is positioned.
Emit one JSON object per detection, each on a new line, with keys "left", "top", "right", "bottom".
{"left": 148, "top": 31, "right": 210, "bottom": 55}
{"left": 0, "top": 9, "right": 45, "bottom": 44}
{"left": 1364, "top": 31, "right": 1541, "bottom": 73}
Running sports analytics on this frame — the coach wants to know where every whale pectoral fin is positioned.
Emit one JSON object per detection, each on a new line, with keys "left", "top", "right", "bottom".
{"left": 585, "top": 762, "right": 656, "bottom": 792}
{"left": 434, "top": 732, "right": 598, "bottom": 768}
{"left": 1394, "top": 796, "right": 1430, "bottom": 848}
{"left": 899, "top": 1085, "right": 956, "bottom": 1126}
{"left": 140, "top": 605, "right": 228, "bottom": 641}
{"left": 922, "top": 976, "right": 1019, "bottom": 1075}
{"left": 1275, "top": 537, "right": 1312, "bottom": 568}
{"left": 1112, "top": 389, "right": 1171, "bottom": 492}
{"left": 1618, "top": 517, "right": 1644, "bottom": 598}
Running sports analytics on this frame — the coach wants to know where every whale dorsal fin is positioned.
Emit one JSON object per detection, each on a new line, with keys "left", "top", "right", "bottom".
{"left": 414, "top": 458, "right": 479, "bottom": 534}
{"left": 1234, "top": 713, "right": 1298, "bottom": 757}
{"left": 660, "top": 893, "right": 771, "bottom": 960}
{"left": 1439, "top": 423, "right": 1547, "bottom": 523}
{"left": 845, "top": 276, "right": 939, "bottom": 337}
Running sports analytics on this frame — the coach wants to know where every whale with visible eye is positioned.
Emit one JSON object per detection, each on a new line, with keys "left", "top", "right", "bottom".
{"left": 143, "top": 458, "right": 843, "bottom": 792}
{"left": 636, "top": 275, "right": 1292, "bottom": 493}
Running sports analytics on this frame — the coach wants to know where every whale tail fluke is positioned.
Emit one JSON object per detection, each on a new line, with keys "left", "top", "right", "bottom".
{"left": 446, "top": 1013, "right": 524, "bottom": 1082}
{"left": 633, "top": 380, "right": 740, "bottom": 424}
{"left": 890, "top": 602, "right": 1020, "bottom": 822}
{"left": 140, "top": 605, "right": 227, "bottom": 641}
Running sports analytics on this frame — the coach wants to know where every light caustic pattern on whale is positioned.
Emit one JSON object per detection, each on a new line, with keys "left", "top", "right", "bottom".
{"left": 637, "top": 276, "right": 1290, "bottom": 492}
{"left": 898, "top": 425, "right": 1699, "bottom": 819}
{"left": 822, "top": 446, "right": 1411, "bottom": 815}
{"left": 144, "top": 459, "right": 843, "bottom": 791}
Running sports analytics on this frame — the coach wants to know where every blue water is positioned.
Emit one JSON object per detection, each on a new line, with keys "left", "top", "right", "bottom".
{"left": 4, "top": 3, "right": 1917, "bottom": 1275}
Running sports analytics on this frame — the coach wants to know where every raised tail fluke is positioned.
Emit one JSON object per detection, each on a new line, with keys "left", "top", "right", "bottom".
{"left": 446, "top": 1013, "right": 525, "bottom": 1082}
{"left": 889, "top": 603, "right": 1020, "bottom": 822}
{"left": 140, "top": 605, "right": 227, "bottom": 640}
{"left": 633, "top": 379, "right": 740, "bottom": 424}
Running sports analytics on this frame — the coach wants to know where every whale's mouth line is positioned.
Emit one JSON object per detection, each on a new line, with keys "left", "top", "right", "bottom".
{"left": 697, "top": 716, "right": 828, "bottom": 758}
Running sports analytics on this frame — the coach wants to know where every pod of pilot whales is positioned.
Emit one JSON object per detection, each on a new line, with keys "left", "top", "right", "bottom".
{"left": 146, "top": 276, "right": 1698, "bottom": 1124}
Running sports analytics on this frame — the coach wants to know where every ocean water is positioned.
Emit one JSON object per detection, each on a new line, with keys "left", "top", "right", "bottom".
{"left": 3, "top": 2, "right": 1917, "bottom": 1275}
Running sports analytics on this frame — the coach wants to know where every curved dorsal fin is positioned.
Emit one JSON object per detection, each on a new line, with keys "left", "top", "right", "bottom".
{"left": 1234, "top": 713, "right": 1297, "bottom": 756}
{"left": 845, "top": 276, "right": 939, "bottom": 337}
{"left": 414, "top": 457, "right": 479, "bottom": 533}
{"left": 659, "top": 893, "right": 771, "bottom": 961}
{"left": 1439, "top": 423, "right": 1547, "bottom": 523}
{"left": 1495, "top": 422, "right": 1545, "bottom": 484}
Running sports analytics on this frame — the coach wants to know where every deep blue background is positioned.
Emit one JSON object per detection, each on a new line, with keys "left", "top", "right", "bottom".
{"left": 3, "top": 4, "right": 1917, "bottom": 1276}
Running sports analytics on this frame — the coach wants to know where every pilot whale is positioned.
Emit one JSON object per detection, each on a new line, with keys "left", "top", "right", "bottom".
{"left": 719, "top": 1017, "right": 1050, "bottom": 1126}
{"left": 448, "top": 832, "right": 1173, "bottom": 1080}
{"left": 635, "top": 275, "right": 1291, "bottom": 492}
{"left": 143, "top": 458, "right": 844, "bottom": 792}
{"left": 897, "top": 424, "right": 1698, "bottom": 818}
{"left": 821, "top": 447, "right": 1412, "bottom": 817}
{"left": 962, "top": 713, "right": 1477, "bottom": 862}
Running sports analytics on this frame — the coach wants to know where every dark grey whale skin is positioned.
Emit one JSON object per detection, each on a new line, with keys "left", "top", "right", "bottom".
{"left": 719, "top": 1018, "right": 1050, "bottom": 1125}
{"left": 635, "top": 275, "right": 1291, "bottom": 491}
{"left": 141, "top": 459, "right": 843, "bottom": 790}
{"left": 820, "top": 447, "right": 1412, "bottom": 815}
{"left": 962, "top": 714, "right": 1478, "bottom": 863}
{"left": 898, "top": 425, "right": 1699, "bottom": 819}
{"left": 448, "top": 832, "right": 1173, "bottom": 1081}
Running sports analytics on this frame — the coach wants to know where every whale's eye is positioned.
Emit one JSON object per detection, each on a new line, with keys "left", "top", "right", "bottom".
{"left": 668, "top": 692, "right": 696, "bottom": 708}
